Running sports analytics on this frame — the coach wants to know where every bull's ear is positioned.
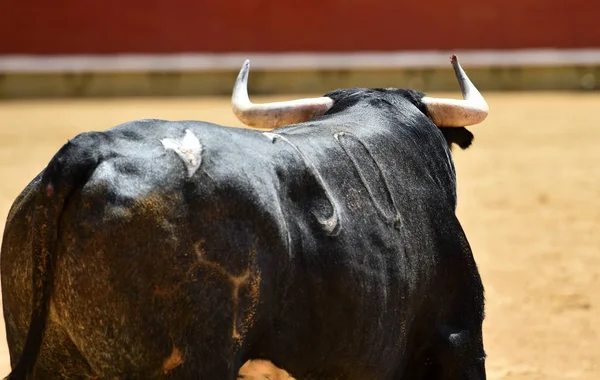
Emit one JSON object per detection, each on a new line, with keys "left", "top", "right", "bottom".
{"left": 439, "top": 127, "right": 474, "bottom": 150}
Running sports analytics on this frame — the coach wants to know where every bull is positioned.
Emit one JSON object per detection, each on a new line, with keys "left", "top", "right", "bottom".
{"left": 1, "top": 55, "right": 488, "bottom": 379}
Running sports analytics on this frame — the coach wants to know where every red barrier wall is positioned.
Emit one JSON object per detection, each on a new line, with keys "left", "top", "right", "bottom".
{"left": 2, "top": 0, "right": 599, "bottom": 54}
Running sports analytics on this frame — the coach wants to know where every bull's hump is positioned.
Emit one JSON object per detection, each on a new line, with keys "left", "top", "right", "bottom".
{"left": 101, "top": 122, "right": 283, "bottom": 227}
{"left": 78, "top": 124, "right": 197, "bottom": 202}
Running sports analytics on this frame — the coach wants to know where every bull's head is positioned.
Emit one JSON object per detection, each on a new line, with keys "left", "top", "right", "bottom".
{"left": 231, "top": 55, "right": 488, "bottom": 130}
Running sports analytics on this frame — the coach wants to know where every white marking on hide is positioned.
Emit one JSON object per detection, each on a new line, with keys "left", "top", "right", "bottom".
{"left": 262, "top": 132, "right": 279, "bottom": 142}
{"left": 161, "top": 129, "right": 203, "bottom": 178}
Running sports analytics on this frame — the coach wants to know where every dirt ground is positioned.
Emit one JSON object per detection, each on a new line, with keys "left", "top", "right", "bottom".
{"left": 0, "top": 92, "right": 598, "bottom": 379}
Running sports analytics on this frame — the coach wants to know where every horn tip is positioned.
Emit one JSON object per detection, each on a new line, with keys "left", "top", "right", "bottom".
{"left": 237, "top": 59, "right": 251, "bottom": 81}
{"left": 241, "top": 59, "right": 250, "bottom": 72}
{"left": 450, "top": 54, "right": 458, "bottom": 65}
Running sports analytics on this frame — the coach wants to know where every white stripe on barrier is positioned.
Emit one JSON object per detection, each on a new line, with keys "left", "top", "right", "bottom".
{"left": 1, "top": 49, "right": 600, "bottom": 73}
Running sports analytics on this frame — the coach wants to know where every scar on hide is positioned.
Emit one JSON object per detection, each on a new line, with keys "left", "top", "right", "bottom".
{"left": 334, "top": 131, "right": 400, "bottom": 225}
{"left": 193, "top": 241, "right": 261, "bottom": 343}
{"left": 162, "top": 345, "right": 184, "bottom": 374}
{"left": 261, "top": 132, "right": 340, "bottom": 235}
{"left": 161, "top": 129, "right": 203, "bottom": 178}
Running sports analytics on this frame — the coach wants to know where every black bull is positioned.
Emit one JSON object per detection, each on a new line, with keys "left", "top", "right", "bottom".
{"left": 1, "top": 88, "right": 486, "bottom": 379}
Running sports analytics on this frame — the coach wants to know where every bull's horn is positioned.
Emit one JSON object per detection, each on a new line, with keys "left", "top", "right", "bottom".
{"left": 421, "top": 55, "right": 489, "bottom": 127}
{"left": 232, "top": 60, "right": 334, "bottom": 129}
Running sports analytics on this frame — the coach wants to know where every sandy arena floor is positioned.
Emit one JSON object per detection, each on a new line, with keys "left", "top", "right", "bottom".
{"left": 0, "top": 92, "right": 598, "bottom": 379}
